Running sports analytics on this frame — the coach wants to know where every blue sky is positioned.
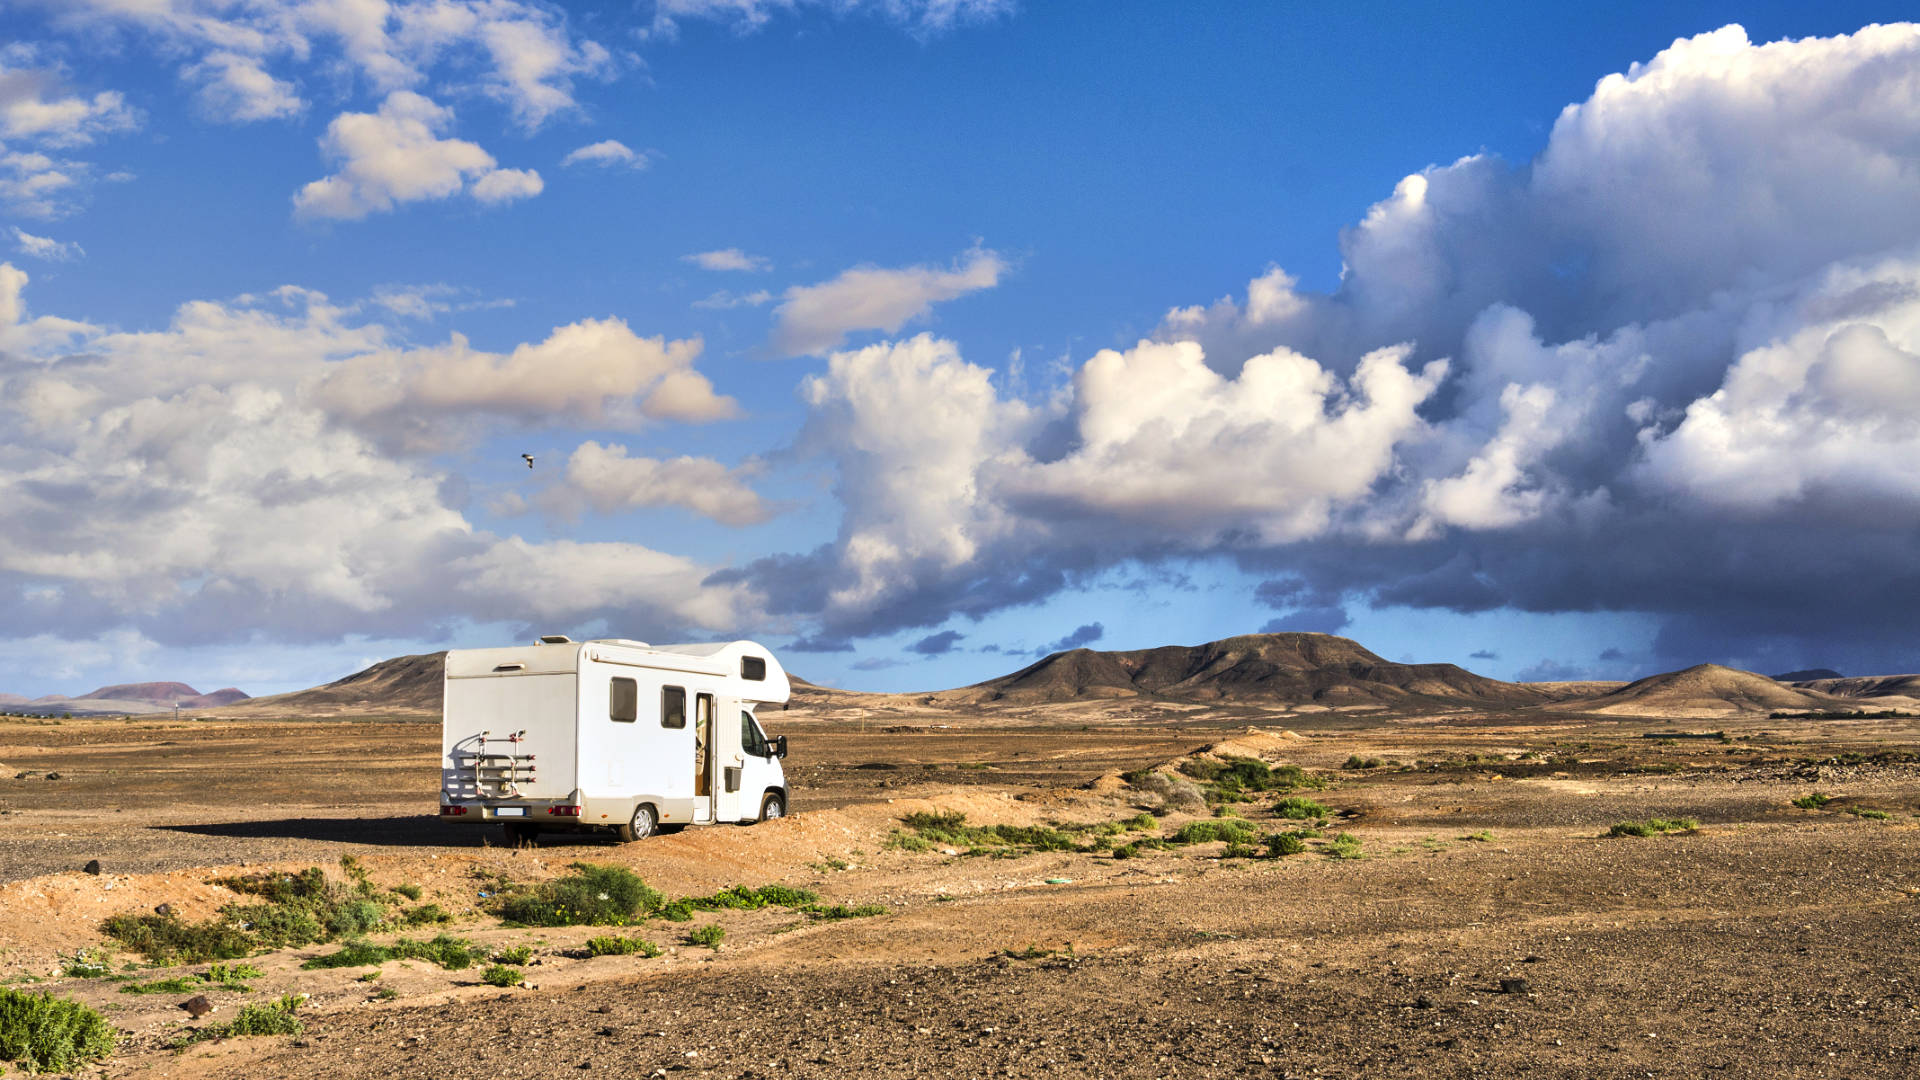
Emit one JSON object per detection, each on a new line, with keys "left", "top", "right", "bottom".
{"left": 3, "top": 1, "right": 1919, "bottom": 697}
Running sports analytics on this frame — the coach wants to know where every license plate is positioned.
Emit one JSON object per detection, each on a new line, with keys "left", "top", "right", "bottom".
{"left": 494, "top": 807, "right": 527, "bottom": 817}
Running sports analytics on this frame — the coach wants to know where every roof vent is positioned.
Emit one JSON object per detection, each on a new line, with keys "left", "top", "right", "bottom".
{"left": 538, "top": 634, "right": 573, "bottom": 645}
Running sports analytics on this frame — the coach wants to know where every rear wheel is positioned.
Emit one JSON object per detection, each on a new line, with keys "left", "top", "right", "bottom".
{"left": 616, "top": 803, "right": 657, "bottom": 843}
{"left": 758, "top": 792, "right": 786, "bottom": 822}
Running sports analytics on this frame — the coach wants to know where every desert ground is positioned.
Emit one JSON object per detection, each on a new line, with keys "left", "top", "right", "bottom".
{"left": 3, "top": 701, "right": 1919, "bottom": 1078}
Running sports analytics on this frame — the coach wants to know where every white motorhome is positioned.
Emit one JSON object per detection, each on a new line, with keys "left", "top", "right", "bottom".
{"left": 439, "top": 636, "right": 791, "bottom": 842}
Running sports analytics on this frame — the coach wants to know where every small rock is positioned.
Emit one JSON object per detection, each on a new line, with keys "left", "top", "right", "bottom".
{"left": 1413, "top": 995, "right": 1434, "bottom": 1009}
{"left": 292, "top": 1039, "right": 310, "bottom": 1048}
{"left": 594, "top": 1005, "right": 613, "bottom": 1014}
{"left": 155, "top": 902, "right": 174, "bottom": 917}
{"left": 596, "top": 1027, "right": 616, "bottom": 1037}
{"left": 1499, "top": 978, "right": 1531, "bottom": 995}
{"left": 15, "top": 772, "right": 35, "bottom": 780}
{"left": 181, "top": 995, "right": 213, "bottom": 1018}
{"left": 83, "top": 859, "right": 102, "bottom": 875}
{"left": 44, "top": 772, "right": 61, "bottom": 780}
{"left": 1522, "top": 955, "right": 1542, "bottom": 963}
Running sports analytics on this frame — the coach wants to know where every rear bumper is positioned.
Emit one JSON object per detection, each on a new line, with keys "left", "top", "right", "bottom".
{"left": 440, "top": 792, "right": 583, "bottom": 823}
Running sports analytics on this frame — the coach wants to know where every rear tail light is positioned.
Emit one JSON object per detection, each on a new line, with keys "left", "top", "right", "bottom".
{"left": 547, "top": 804, "right": 582, "bottom": 817}
{"left": 440, "top": 804, "right": 468, "bottom": 816}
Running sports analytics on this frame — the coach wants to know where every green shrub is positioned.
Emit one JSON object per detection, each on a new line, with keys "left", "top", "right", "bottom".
{"left": 1265, "top": 833, "right": 1307, "bottom": 857}
{"left": 118, "top": 976, "right": 205, "bottom": 995}
{"left": 480, "top": 964, "right": 524, "bottom": 987}
{"left": 1459, "top": 831, "right": 1494, "bottom": 842}
{"left": 492, "top": 945, "right": 533, "bottom": 965}
{"left": 225, "top": 995, "right": 304, "bottom": 1037}
{"left": 390, "top": 883, "right": 424, "bottom": 901}
{"left": 806, "top": 904, "right": 887, "bottom": 920}
{"left": 1169, "top": 819, "right": 1258, "bottom": 846}
{"left": 1791, "top": 792, "right": 1832, "bottom": 809}
{"left": 1606, "top": 817, "right": 1699, "bottom": 838}
{"left": 402, "top": 904, "right": 452, "bottom": 926}
{"left": 1847, "top": 806, "right": 1893, "bottom": 820}
{"left": 1110, "top": 843, "right": 1137, "bottom": 860}
{"left": 686, "top": 924, "right": 725, "bottom": 951}
{"left": 1342, "top": 755, "right": 1384, "bottom": 770}
{"left": 1123, "top": 813, "right": 1159, "bottom": 831}
{"left": 205, "top": 962, "right": 262, "bottom": 983}
{"left": 56, "top": 950, "right": 112, "bottom": 980}
{"left": 301, "top": 934, "right": 486, "bottom": 971}
{"left": 495, "top": 863, "right": 664, "bottom": 927}
{"left": 0, "top": 989, "right": 115, "bottom": 1073}
{"left": 99, "top": 912, "right": 254, "bottom": 963}
{"left": 585, "top": 936, "right": 661, "bottom": 958}
{"left": 1323, "top": 832, "right": 1364, "bottom": 859}
{"left": 1273, "top": 796, "right": 1332, "bottom": 820}
{"left": 888, "top": 813, "right": 1081, "bottom": 854}
{"left": 373, "top": 986, "right": 400, "bottom": 1001}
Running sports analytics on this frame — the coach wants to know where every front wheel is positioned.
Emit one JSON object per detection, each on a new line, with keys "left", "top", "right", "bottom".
{"left": 616, "top": 803, "right": 657, "bottom": 842}
{"left": 758, "top": 792, "right": 786, "bottom": 822}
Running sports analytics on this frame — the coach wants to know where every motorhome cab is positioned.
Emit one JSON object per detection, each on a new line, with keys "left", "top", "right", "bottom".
{"left": 439, "top": 636, "right": 791, "bottom": 843}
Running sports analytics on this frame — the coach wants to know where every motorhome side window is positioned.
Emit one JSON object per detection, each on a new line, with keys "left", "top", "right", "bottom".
{"left": 661, "top": 686, "right": 687, "bottom": 729}
{"left": 610, "top": 677, "right": 637, "bottom": 723}
{"left": 741, "top": 656, "right": 766, "bottom": 681}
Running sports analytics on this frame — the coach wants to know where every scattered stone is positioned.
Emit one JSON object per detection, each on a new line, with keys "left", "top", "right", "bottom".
{"left": 1413, "top": 995, "right": 1434, "bottom": 1009}
{"left": 596, "top": 1027, "right": 616, "bottom": 1037}
{"left": 15, "top": 772, "right": 35, "bottom": 780}
{"left": 1522, "top": 955, "right": 1542, "bottom": 963}
{"left": 181, "top": 995, "right": 213, "bottom": 1018}
{"left": 155, "top": 902, "right": 174, "bottom": 917}
{"left": 44, "top": 772, "right": 61, "bottom": 780}
{"left": 83, "top": 859, "right": 102, "bottom": 875}
{"left": 1499, "top": 978, "right": 1532, "bottom": 994}
{"left": 594, "top": 1005, "right": 613, "bottom": 1014}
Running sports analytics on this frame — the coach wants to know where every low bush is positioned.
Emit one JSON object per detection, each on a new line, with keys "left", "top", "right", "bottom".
{"left": 1273, "top": 796, "right": 1332, "bottom": 820}
{"left": 888, "top": 813, "right": 1082, "bottom": 855}
{"left": 1265, "top": 833, "right": 1307, "bottom": 857}
{"left": 480, "top": 964, "right": 524, "bottom": 987}
{"left": 0, "top": 989, "right": 116, "bottom": 1073}
{"left": 57, "top": 950, "right": 112, "bottom": 979}
{"left": 1791, "top": 792, "right": 1832, "bottom": 809}
{"left": 686, "top": 924, "right": 724, "bottom": 951}
{"left": 495, "top": 863, "right": 664, "bottom": 927}
{"left": 401, "top": 904, "right": 452, "bottom": 926}
{"left": 492, "top": 945, "right": 533, "bottom": 965}
{"left": 1323, "top": 832, "right": 1364, "bottom": 860}
{"left": 1606, "top": 817, "right": 1699, "bottom": 838}
{"left": 224, "top": 995, "right": 304, "bottom": 1038}
{"left": 1169, "top": 819, "right": 1258, "bottom": 846}
{"left": 1459, "top": 831, "right": 1494, "bottom": 843}
{"left": 118, "top": 976, "right": 204, "bottom": 995}
{"left": 390, "top": 883, "right": 424, "bottom": 901}
{"left": 99, "top": 912, "right": 254, "bottom": 963}
{"left": 1342, "top": 756, "right": 1384, "bottom": 770}
{"left": 300, "top": 934, "right": 487, "bottom": 971}
{"left": 1847, "top": 806, "right": 1893, "bottom": 820}
{"left": 585, "top": 936, "right": 661, "bottom": 958}
{"left": 806, "top": 904, "right": 888, "bottom": 920}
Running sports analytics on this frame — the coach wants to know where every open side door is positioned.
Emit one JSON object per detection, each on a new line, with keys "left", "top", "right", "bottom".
{"left": 712, "top": 694, "right": 746, "bottom": 822}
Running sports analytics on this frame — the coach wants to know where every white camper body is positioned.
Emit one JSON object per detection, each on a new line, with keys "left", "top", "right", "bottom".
{"left": 439, "top": 637, "right": 791, "bottom": 841}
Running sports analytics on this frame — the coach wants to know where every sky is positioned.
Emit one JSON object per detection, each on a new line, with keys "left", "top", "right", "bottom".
{"left": 2, "top": 0, "right": 1919, "bottom": 697}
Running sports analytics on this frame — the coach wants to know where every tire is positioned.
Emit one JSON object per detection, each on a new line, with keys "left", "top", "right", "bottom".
{"left": 616, "top": 803, "right": 657, "bottom": 843}
{"left": 503, "top": 822, "right": 537, "bottom": 847}
{"left": 758, "top": 792, "right": 786, "bottom": 823}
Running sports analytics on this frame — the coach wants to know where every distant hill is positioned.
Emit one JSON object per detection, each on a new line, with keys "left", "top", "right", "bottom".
{"left": 220, "top": 652, "right": 445, "bottom": 716}
{"left": 946, "top": 633, "right": 1542, "bottom": 709}
{"left": 1773, "top": 668, "right": 1844, "bottom": 682}
{"left": 78, "top": 681, "right": 200, "bottom": 704}
{"left": 1552, "top": 663, "right": 1851, "bottom": 716}
{"left": 1791, "top": 674, "right": 1920, "bottom": 707}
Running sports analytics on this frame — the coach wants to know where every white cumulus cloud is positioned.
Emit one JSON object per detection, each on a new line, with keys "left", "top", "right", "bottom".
{"left": 293, "top": 92, "right": 539, "bottom": 219}
{"left": 11, "top": 227, "right": 82, "bottom": 261}
{"left": 684, "top": 248, "right": 770, "bottom": 272}
{"left": 770, "top": 245, "right": 1004, "bottom": 356}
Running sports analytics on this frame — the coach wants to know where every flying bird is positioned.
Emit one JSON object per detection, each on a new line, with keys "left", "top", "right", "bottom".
{"left": 521, "top": 453, "right": 535, "bottom": 469}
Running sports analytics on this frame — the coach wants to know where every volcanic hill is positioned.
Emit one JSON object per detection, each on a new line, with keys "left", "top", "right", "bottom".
{"left": 1551, "top": 663, "right": 1852, "bottom": 717}
{"left": 221, "top": 652, "right": 447, "bottom": 717}
{"left": 944, "top": 632, "right": 1543, "bottom": 709}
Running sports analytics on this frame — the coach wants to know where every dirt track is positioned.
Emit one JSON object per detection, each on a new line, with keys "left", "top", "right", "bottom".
{"left": 3, "top": 709, "right": 1919, "bottom": 1077}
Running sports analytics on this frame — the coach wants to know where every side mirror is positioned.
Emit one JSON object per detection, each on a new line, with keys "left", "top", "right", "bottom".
{"left": 774, "top": 735, "right": 789, "bottom": 759}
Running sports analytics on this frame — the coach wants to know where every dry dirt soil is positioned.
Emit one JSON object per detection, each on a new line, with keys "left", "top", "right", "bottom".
{"left": 3, "top": 707, "right": 1919, "bottom": 1078}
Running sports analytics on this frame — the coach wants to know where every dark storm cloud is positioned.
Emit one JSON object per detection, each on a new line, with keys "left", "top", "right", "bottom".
{"left": 1038, "top": 622, "right": 1103, "bottom": 655}
{"left": 908, "top": 630, "right": 964, "bottom": 655}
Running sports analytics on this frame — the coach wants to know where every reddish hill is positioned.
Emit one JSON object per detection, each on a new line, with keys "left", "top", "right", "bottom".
{"left": 949, "top": 633, "right": 1541, "bottom": 708}
{"left": 186, "top": 688, "right": 251, "bottom": 707}
{"left": 77, "top": 682, "right": 202, "bottom": 704}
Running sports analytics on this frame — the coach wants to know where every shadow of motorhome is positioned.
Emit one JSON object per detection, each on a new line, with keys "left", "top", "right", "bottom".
{"left": 155, "top": 815, "right": 639, "bottom": 848}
